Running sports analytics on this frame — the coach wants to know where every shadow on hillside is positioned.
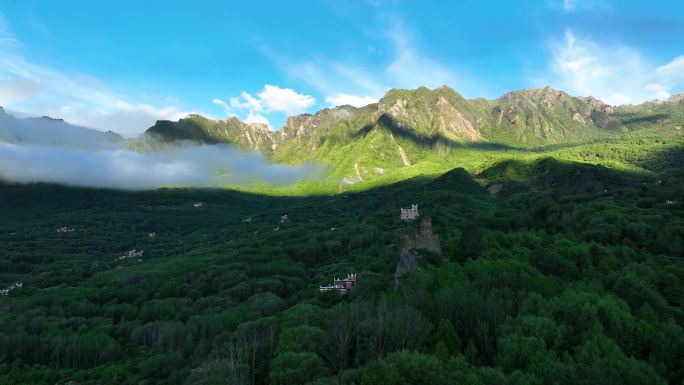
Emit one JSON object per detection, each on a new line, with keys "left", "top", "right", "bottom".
{"left": 4, "top": 146, "right": 681, "bottom": 210}
{"left": 640, "top": 146, "right": 684, "bottom": 171}
{"left": 354, "top": 113, "right": 515, "bottom": 151}
{"left": 353, "top": 113, "right": 650, "bottom": 155}
{"left": 147, "top": 119, "right": 220, "bottom": 144}
{"left": 617, "top": 112, "right": 671, "bottom": 127}
{"left": 476, "top": 156, "right": 653, "bottom": 196}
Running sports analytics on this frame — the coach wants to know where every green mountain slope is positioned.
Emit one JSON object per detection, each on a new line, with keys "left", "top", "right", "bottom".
{"left": 1, "top": 147, "right": 683, "bottom": 384}
{"left": 2, "top": 87, "right": 684, "bottom": 385}
{"left": 133, "top": 114, "right": 279, "bottom": 154}
{"left": 141, "top": 86, "right": 684, "bottom": 191}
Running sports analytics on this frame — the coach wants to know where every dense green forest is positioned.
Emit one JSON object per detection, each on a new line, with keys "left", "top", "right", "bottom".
{"left": 1, "top": 123, "right": 684, "bottom": 384}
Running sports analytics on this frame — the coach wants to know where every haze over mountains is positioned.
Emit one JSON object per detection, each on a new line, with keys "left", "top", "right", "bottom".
{"left": 0, "top": 107, "right": 319, "bottom": 189}
{"left": 0, "top": 107, "right": 124, "bottom": 149}
{"left": 1, "top": 85, "right": 683, "bottom": 190}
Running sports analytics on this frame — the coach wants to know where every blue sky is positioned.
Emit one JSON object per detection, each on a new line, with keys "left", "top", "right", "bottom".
{"left": 0, "top": 0, "right": 682, "bottom": 136}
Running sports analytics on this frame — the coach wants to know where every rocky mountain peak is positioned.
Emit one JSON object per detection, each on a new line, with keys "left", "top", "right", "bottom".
{"left": 499, "top": 86, "right": 571, "bottom": 106}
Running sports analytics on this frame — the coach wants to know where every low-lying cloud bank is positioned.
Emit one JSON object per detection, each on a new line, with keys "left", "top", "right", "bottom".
{"left": 0, "top": 107, "right": 321, "bottom": 189}
{"left": 0, "top": 142, "right": 320, "bottom": 190}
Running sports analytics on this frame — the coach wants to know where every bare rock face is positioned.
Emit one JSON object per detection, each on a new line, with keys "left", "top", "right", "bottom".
{"left": 434, "top": 96, "right": 480, "bottom": 140}
{"left": 402, "top": 218, "right": 442, "bottom": 255}
{"left": 395, "top": 218, "right": 443, "bottom": 288}
{"left": 487, "top": 183, "right": 504, "bottom": 195}
{"left": 394, "top": 248, "right": 419, "bottom": 289}
{"left": 387, "top": 98, "right": 408, "bottom": 118}
{"left": 667, "top": 93, "right": 684, "bottom": 104}
{"left": 584, "top": 96, "right": 614, "bottom": 112}
{"left": 572, "top": 112, "right": 586, "bottom": 124}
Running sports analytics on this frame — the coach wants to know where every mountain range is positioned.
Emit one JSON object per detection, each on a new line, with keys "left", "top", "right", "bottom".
{"left": 0, "top": 107, "right": 123, "bottom": 149}
{"left": 2, "top": 87, "right": 684, "bottom": 385}
{"left": 136, "top": 86, "right": 684, "bottom": 185}
{"left": 2, "top": 86, "right": 683, "bottom": 189}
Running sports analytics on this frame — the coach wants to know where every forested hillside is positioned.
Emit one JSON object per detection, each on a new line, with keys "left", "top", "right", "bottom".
{"left": 1, "top": 120, "right": 683, "bottom": 383}
{"left": 2, "top": 0, "right": 683, "bottom": 381}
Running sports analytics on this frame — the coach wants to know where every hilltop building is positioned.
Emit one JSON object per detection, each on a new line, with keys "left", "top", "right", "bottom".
{"left": 400, "top": 204, "right": 420, "bottom": 220}
{"left": 320, "top": 273, "right": 357, "bottom": 295}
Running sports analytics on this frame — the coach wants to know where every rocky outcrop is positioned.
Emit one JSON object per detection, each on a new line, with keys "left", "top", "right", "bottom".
{"left": 572, "top": 112, "right": 585, "bottom": 123}
{"left": 395, "top": 217, "right": 443, "bottom": 288}
{"left": 394, "top": 248, "right": 419, "bottom": 289}
{"left": 434, "top": 96, "right": 480, "bottom": 140}
{"left": 667, "top": 93, "right": 684, "bottom": 104}
{"left": 402, "top": 218, "right": 442, "bottom": 255}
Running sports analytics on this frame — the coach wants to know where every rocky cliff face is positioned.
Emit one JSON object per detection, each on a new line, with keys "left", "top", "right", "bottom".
{"left": 667, "top": 93, "right": 684, "bottom": 105}
{"left": 394, "top": 248, "right": 419, "bottom": 289}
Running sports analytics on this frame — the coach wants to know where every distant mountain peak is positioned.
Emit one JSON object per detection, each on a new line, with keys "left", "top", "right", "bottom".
{"left": 499, "top": 86, "right": 570, "bottom": 102}
{"left": 131, "top": 84, "right": 681, "bottom": 182}
{"left": 39, "top": 116, "right": 65, "bottom": 122}
{"left": 0, "top": 109, "right": 124, "bottom": 147}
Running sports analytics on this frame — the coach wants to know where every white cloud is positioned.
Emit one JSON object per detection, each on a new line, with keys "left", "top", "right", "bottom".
{"left": 543, "top": 30, "right": 684, "bottom": 105}
{"left": 257, "top": 85, "right": 315, "bottom": 115}
{"left": 656, "top": 56, "right": 684, "bottom": 81}
{"left": 244, "top": 111, "right": 271, "bottom": 126}
{"left": 44, "top": 101, "right": 188, "bottom": 137}
{"left": 325, "top": 93, "right": 377, "bottom": 107}
{"left": 0, "top": 76, "right": 41, "bottom": 104}
{"left": 385, "top": 23, "right": 459, "bottom": 90}
{"left": 282, "top": 59, "right": 387, "bottom": 102}
{"left": 212, "top": 98, "right": 229, "bottom": 110}
{"left": 266, "top": 18, "right": 468, "bottom": 105}
{"left": 645, "top": 83, "right": 671, "bottom": 101}
{"left": 230, "top": 91, "right": 263, "bottom": 111}
{"left": 560, "top": 0, "right": 600, "bottom": 12}
{"left": 0, "top": 142, "right": 319, "bottom": 189}
{"left": 0, "top": 110, "right": 320, "bottom": 189}
{"left": 0, "top": 23, "right": 190, "bottom": 137}
{"left": 0, "top": 52, "right": 190, "bottom": 137}
{"left": 212, "top": 98, "right": 241, "bottom": 117}
{"left": 214, "top": 85, "right": 315, "bottom": 129}
{"left": 223, "top": 85, "right": 315, "bottom": 116}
